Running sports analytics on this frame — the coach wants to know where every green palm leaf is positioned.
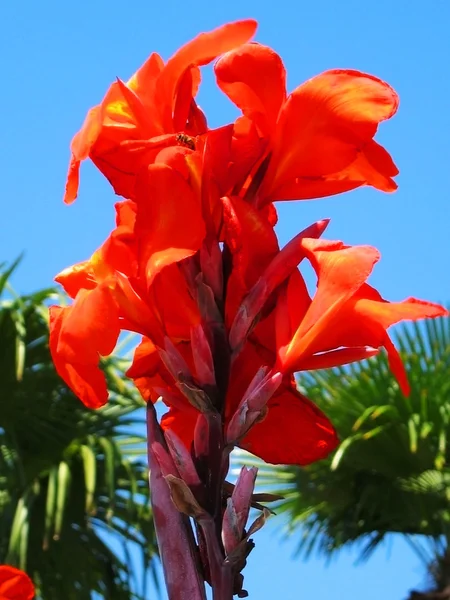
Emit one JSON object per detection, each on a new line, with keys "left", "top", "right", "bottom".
{"left": 0, "top": 261, "right": 159, "bottom": 599}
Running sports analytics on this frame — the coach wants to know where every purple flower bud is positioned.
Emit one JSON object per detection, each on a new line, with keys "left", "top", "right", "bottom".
{"left": 200, "top": 241, "right": 223, "bottom": 300}
{"left": 165, "top": 429, "right": 202, "bottom": 487}
{"left": 226, "top": 371, "right": 283, "bottom": 444}
{"left": 191, "top": 324, "right": 216, "bottom": 386}
{"left": 229, "top": 220, "right": 330, "bottom": 351}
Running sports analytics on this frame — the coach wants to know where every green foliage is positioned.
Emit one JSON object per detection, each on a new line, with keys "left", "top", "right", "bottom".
{"left": 0, "top": 260, "right": 159, "bottom": 599}
{"left": 239, "top": 313, "right": 450, "bottom": 563}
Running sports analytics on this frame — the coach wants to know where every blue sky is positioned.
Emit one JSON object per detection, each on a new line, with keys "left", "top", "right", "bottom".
{"left": 2, "top": 0, "right": 449, "bottom": 597}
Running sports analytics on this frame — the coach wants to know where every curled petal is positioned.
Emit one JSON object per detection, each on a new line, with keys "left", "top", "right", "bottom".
{"left": 64, "top": 106, "right": 102, "bottom": 204}
{"left": 50, "top": 306, "right": 110, "bottom": 408}
{"left": 55, "top": 261, "right": 96, "bottom": 298}
{"left": 279, "top": 240, "right": 381, "bottom": 371}
{"left": 270, "top": 139, "right": 398, "bottom": 202}
{"left": 260, "top": 69, "right": 399, "bottom": 202}
{"left": 49, "top": 286, "right": 120, "bottom": 408}
{"left": 330, "top": 291, "right": 449, "bottom": 395}
{"left": 215, "top": 43, "right": 286, "bottom": 137}
{"left": 156, "top": 20, "right": 258, "bottom": 130}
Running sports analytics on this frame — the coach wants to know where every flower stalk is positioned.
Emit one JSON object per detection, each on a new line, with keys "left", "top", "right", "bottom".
{"left": 146, "top": 403, "right": 206, "bottom": 600}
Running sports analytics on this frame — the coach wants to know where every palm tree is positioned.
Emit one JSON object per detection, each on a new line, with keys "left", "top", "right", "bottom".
{"left": 0, "top": 259, "right": 159, "bottom": 599}
{"left": 241, "top": 314, "right": 450, "bottom": 599}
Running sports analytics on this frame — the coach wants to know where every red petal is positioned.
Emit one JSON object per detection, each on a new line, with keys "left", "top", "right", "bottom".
{"left": 260, "top": 69, "right": 398, "bottom": 201}
{"left": 384, "top": 334, "right": 410, "bottom": 395}
{"left": 126, "top": 337, "right": 171, "bottom": 402}
{"left": 229, "top": 116, "right": 267, "bottom": 194}
{"left": 126, "top": 51, "right": 164, "bottom": 116}
{"left": 156, "top": 20, "right": 258, "bottom": 130}
{"left": 267, "top": 138, "right": 400, "bottom": 202}
{"left": 114, "top": 200, "right": 136, "bottom": 228}
{"left": 49, "top": 305, "right": 112, "bottom": 408}
{"left": 292, "top": 279, "right": 448, "bottom": 394}
{"left": 266, "top": 175, "right": 364, "bottom": 203}
{"left": 55, "top": 261, "right": 96, "bottom": 298}
{"left": 280, "top": 240, "right": 380, "bottom": 371}
{"left": 239, "top": 383, "right": 338, "bottom": 465}
{"left": 275, "top": 269, "right": 311, "bottom": 353}
{"left": 134, "top": 163, "right": 205, "bottom": 286}
{"left": 354, "top": 293, "right": 448, "bottom": 329}
{"left": 160, "top": 404, "right": 199, "bottom": 449}
{"left": 126, "top": 337, "right": 161, "bottom": 379}
{"left": 341, "top": 293, "right": 447, "bottom": 395}
{"left": 0, "top": 566, "right": 35, "bottom": 600}
{"left": 59, "top": 287, "right": 120, "bottom": 363}
{"left": 215, "top": 43, "right": 286, "bottom": 137}
{"left": 63, "top": 105, "right": 102, "bottom": 204}
{"left": 151, "top": 264, "right": 202, "bottom": 340}
{"left": 172, "top": 67, "right": 201, "bottom": 132}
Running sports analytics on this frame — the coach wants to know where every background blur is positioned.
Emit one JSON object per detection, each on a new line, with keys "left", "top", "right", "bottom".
{"left": 1, "top": 0, "right": 449, "bottom": 597}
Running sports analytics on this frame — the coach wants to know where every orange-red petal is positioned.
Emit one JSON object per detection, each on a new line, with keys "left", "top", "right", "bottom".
{"left": 49, "top": 305, "right": 111, "bottom": 408}
{"left": 55, "top": 261, "right": 96, "bottom": 298}
{"left": 215, "top": 43, "right": 286, "bottom": 137}
{"left": 134, "top": 162, "right": 205, "bottom": 286}
{"left": 279, "top": 239, "right": 380, "bottom": 371}
{"left": 64, "top": 106, "right": 103, "bottom": 204}
{"left": 260, "top": 69, "right": 399, "bottom": 202}
{"left": 127, "top": 52, "right": 165, "bottom": 117}
{"left": 320, "top": 289, "right": 449, "bottom": 394}
{"left": 150, "top": 264, "right": 202, "bottom": 340}
{"left": 49, "top": 285, "right": 121, "bottom": 408}
{"left": 0, "top": 565, "right": 35, "bottom": 600}
{"left": 126, "top": 337, "right": 170, "bottom": 402}
{"left": 156, "top": 20, "right": 258, "bottom": 130}
{"left": 160, "top": 404, "right": 199, "bottom": 448}
{"left": 268, "top": 139, "right": 398, "bottom": 201}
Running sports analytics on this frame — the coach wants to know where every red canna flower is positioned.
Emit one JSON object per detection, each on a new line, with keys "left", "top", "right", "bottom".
{"left": 0, "top": 566, "right": 34, "bottom": 600}
{"left": 214, "top": 43, "right": 399, "bottom": 205}
{"left": 273, "top": 238, "right": 448, "bottom": 394}
{"left": 64, "top": 20, "right": 257, "bottom": 203}
{"left": 52, "top": 20, "right": 449, "bottom": 599}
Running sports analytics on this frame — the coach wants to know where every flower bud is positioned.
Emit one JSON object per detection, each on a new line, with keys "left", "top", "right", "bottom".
{"left": 191, "top": 324, "right": 216, "bottom": 386}
{"left": 229, "top": 220, "right": 329, "bottom": 351}
{"left": 222, "top": 467, "right": 257, "bottom": 556}
{"left": 200, "top": 241, "right": 223, "bottom": 300}
{"left": 226, "top": 370, "right": 283, "bottom": 444}
{"left": 165, "top": 429, "right": 202, "bottom": 487}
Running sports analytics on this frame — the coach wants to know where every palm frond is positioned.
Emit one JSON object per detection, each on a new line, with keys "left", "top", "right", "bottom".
{"left": 0, "top": 261, "right": 158, "bottom": 599}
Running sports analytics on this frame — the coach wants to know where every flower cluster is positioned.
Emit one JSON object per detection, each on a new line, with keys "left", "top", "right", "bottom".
{"left": 50, "top": 20, "right": 447, "bottom": 598}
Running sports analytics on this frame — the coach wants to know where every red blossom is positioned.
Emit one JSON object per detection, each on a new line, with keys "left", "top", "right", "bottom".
{"left": 50, "top": 20, "right": 448, "bottom": 598}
